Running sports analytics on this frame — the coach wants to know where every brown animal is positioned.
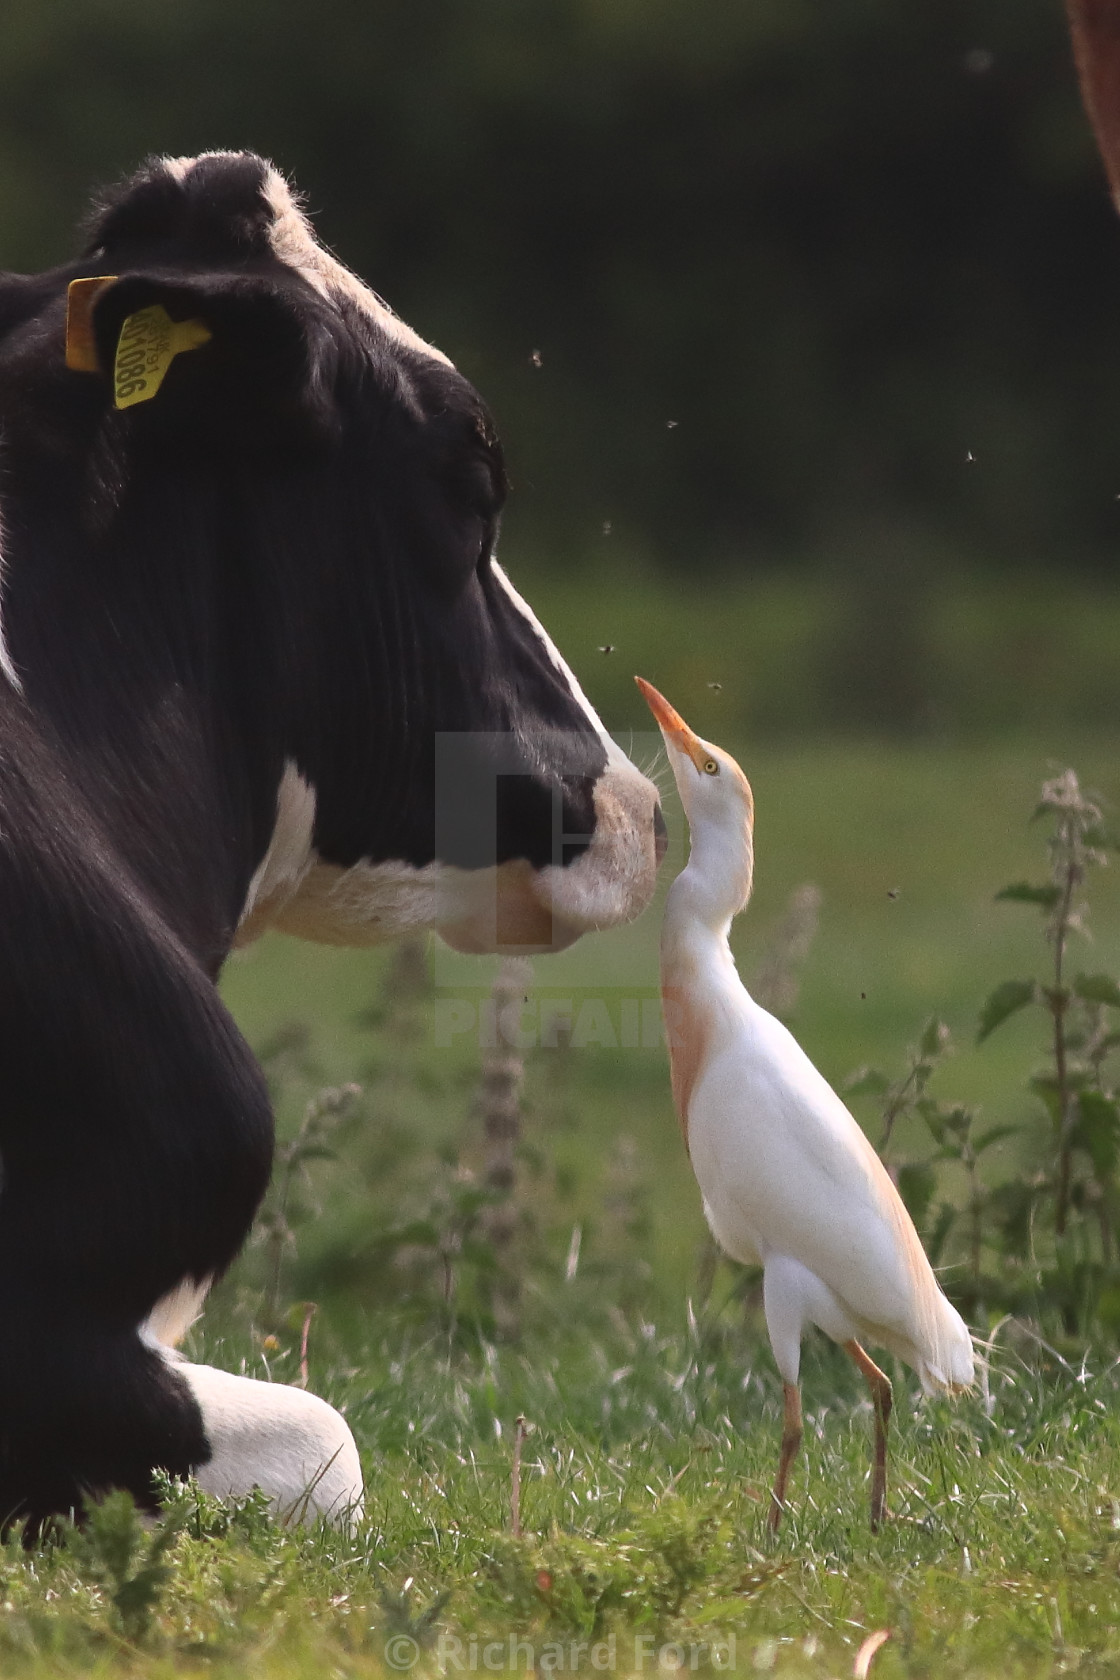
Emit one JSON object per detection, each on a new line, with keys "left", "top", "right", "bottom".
{"left": 1068, "top": 1, "right": 1120, "bottom": 204}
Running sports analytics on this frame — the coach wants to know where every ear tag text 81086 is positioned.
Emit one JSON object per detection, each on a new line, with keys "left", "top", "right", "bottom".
{"left": 113, "top": 305, "right": 212, "bottom": 409}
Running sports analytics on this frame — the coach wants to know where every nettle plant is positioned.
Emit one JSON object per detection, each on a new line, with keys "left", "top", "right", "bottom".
{"left": 851, "top": 770, "right": 1120, "bottom": 1340}
{"left": 847, "top": 1017, "right": 1002, "bottom": 1318}
{"left": 978, "top": 769, "right": 1120, "bottom": 1330}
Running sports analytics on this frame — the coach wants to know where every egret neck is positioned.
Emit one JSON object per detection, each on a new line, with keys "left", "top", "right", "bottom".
{"left": 661, "top": 843, "right": 755, "bottom": 1149}
{"left": 667, "top": 811, "right": 754, "bottom": 936}
{"left": 661, "top": 787, "right": 755, "bottom": 1010}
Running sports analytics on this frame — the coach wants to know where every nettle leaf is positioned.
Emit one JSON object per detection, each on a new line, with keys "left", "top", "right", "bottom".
{"left": 1072, "top": 1090, "right": 1120, "bottom": 1181}
{"left": 924, "top": 1202, "right": 957, "bottom": 1268}
{"left": 977, "top": 979, "right": 1038, "bottom": 1043}
{"left": 1074, "top": 973, "right": 1120, "bottom": 1009}
{"left": 942, "top": 1105, "right": 973, "bottom": 1137}
{"left": 1031, "top": 1067, "right": 1090, "bottom": 1097}
{"left": 897, "top": 1162, "right": 937, "bottom": 1227}
{"left": 995, "top": 882, "right": 1062, "bottom": 908}
{"left": 916, "top": 1098, "right": 947, "bottom": 1145}
{"left": 974, "top": 1123, "right": 1021, "bottom": 1155}
{"left": 988, "top": 1180, "right": 1039, "bottom": 1260}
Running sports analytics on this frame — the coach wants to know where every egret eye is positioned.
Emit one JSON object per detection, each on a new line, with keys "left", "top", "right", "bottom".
{"left": 703, "top": 758, "right": 720, "bottom": 775}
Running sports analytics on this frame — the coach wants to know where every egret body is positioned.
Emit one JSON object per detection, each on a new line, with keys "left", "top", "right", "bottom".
{"left": 637, "top": 677, "right": 973, "bottom": 1529}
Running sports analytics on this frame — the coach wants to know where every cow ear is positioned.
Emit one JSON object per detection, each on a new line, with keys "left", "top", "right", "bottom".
{"left": 78, "top": 271, "right": 341, "bottom": 444}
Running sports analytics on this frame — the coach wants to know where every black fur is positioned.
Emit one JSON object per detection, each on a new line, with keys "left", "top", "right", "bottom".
{"left": 0, "top": 153, "right": 622, "bottom": 1526}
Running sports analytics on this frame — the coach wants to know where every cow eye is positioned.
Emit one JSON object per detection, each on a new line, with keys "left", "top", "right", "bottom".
{"left": 478, "top": 521, "right": 497, "bottom": 567}
{"left": 457, "top": 454, "right": 504, "bottom": 521}
{"left": 419, "top": 389, "right": 507, "bottom": 576}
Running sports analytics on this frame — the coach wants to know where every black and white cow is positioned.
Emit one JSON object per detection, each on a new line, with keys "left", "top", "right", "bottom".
{"left": 0, "top": 151, "right": 663, "bottom": 1528}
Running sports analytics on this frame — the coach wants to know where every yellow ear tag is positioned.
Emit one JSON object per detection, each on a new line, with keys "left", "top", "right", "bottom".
{"left": 113, "top": 305, "right": 212, "bottom": 410}
{"left": 65, "top": 276, "right": 118, "bottom": 372}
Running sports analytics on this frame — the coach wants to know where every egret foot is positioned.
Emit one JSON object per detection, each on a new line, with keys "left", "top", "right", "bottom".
{"left": 768, "top": 1382, "right": 803, "bottom": 1532}
{"left": 845, "top": 1340, "right": 892, "bottom": 1531}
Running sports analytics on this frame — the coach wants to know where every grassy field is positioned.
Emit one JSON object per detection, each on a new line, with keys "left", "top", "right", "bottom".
{"left": 6, "top": 1329, "right": 1120, "bottom": 1678}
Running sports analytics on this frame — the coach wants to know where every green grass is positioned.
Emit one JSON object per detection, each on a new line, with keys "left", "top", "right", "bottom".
{"left": 7, "top": 1322, "right": 1120, "bottom": 1677}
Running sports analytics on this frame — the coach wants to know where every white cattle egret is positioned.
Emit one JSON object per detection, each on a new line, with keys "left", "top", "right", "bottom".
{"left": 636, "top": 677, "right": 973, "bottom": 1530}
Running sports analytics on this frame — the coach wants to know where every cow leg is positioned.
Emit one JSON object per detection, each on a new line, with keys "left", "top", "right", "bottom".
{"left": 174, "top": 1357, "right": 365, "bottom": 1527}
{"left": 0, "top": 773, "right": 274, "bottom": 1530}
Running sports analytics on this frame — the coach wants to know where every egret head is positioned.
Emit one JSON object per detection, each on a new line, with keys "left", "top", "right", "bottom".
{"left": 635, "top": 677, "right": 755, "bottom": 910}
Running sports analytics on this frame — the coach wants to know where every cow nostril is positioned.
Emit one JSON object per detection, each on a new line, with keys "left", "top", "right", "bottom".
{"left": 653, "top": 802, "right": 668, "bottom": 865}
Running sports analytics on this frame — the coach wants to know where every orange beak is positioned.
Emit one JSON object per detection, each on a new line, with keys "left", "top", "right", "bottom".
{"left": 635, "top": 676, "right": 710, "bottom": 772}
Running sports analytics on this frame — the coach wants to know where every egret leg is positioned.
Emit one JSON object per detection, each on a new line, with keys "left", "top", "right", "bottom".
{"left": 768, "top": 1382, "right": 803, "bottom": 1532}
{"left": 844, "top": 1340, "right": 892, "bottom": 1531}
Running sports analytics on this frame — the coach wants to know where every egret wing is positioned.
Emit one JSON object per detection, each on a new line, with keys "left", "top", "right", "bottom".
{"left": 687, "top": 1002, "right": 940, "bottom": 1351}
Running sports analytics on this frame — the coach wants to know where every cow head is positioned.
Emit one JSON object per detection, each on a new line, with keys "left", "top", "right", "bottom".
{"left": 0, "top": 152, "right": 664, "bottom": 957}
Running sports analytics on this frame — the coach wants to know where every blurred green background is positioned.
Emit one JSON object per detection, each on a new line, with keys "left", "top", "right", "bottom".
{"left": 5, "top": 0, "right": 1120, "bottom": 736}
{"left": 5, "top": 1, "right": 1120, "bottom": 601}
{"left": 7, "top": 1, "right": 1120, "bottom": 1328}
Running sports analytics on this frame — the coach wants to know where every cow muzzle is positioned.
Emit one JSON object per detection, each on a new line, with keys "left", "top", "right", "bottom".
{"left": 437, "top": 747, "right": 664, "bottom": 955}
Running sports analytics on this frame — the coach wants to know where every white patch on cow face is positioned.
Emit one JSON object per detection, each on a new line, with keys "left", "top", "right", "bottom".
{"left": 0, "top": 503, "right": 24, "bottom": 694}
{"left": 157, "top": 152, "right": 451, "bottom": 366}
{"left": 234, "top": 760, "right": 456, "bottom": 951}
{"left": 255, "top": 767, "right": 661, "bottom": 953}
{"left": 490, "top": 563, "right": 663, "bottom": 929}
{"left": 236, "top": 760, "right": 318, "bottom": 944}
{"left": 269, "top": 854, "right": 581, "bottom": 954}
{"left": 259, "top": 164, "right": 454, "bottom": 368}
{"left": 239, "top": 798, "right": 658, "bottom": 956}
{"left": 491, "top": 563, "right": 605, "bottom": 734}
{"left": 534, "top": 764, "right": 662, "bottom": 934}
{"left": 270, "top": 856, "right": 439, "bottom": 945}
